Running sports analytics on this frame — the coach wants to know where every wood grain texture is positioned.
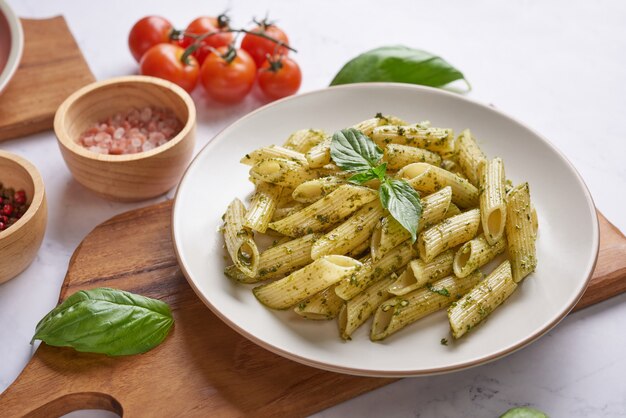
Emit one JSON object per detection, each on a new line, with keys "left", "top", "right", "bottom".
{"left": 0, "top": 151, "right": 47, "bottom": 284}
{"left": 54, "top": 76, "right": 196, "bottom": 201}
{"left": 0, "top": 202, "right": 623, "bottom": 417}
{"left": 0, "top": 17, "right": 95, "bottom": 141}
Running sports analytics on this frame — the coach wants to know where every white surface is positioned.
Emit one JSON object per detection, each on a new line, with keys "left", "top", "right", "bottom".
{"left": 173, "top": 83, "right": 599, "bottom": 376}
{"left": 0, "top": 0, "right": 624, "bottom": 416}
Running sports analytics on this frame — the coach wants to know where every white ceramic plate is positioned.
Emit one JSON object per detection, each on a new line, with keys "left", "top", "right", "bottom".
{"left": 172, "top": 83, "right": 598, "bottom": 377}
{"left": 0, "top": 0, "right": 23, "bottom": 95}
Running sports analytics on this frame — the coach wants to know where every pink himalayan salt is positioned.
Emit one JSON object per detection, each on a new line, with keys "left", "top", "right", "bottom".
{"left": 77, "top": 106, "right": 182, "bottom": 155}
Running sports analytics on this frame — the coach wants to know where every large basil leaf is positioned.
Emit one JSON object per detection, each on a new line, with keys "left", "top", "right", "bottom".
{"left": 32, "top": 287, "right": 174, "bottom": 356}
{"left": 380, "top": 178, "right": 422, "bottom": 242}
{"left": 330, "top": 128, "right": 383, "bottom": 172}
{"left": 330, "top": 45, "right": 469, "bottom": 90}
{"left": 349, "top": 163, "right": 387, "bottom": 185}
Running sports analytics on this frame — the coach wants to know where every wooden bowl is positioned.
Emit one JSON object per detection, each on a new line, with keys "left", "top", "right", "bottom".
{"left": 54, "top": 75, "right": 196, "bottom": 201}
{"left": 0, "top": 150, "right": 47, "bottom": 284}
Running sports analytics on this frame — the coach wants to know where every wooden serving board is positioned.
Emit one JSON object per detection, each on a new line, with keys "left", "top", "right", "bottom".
{"left": 0, "top": 202, "right": 624, "bottom": 417}
{"left": 0, "top": 17, "right": 95, "bottom": 141}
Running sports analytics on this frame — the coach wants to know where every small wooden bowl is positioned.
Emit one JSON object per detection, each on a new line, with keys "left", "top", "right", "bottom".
{"left": 0, "top": 151, "right": 47, "bottom": 284}
{"left": 54, "top": 75, "right": 196, "bottom": 201}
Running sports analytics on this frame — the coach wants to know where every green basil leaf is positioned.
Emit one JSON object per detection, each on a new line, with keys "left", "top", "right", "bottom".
{"left": 348, "top": 163, "right": 387, "bottom": 185}
{"left": 32, "top": 287, "right": 174, "bottom": 356}
{"left": 330, "top": 128, "right": 383, "bottom": 172}
{"left": 330, "top": 45, "right": 470, "bottom": 91}
{"left": 379, "top": 178, "right": 422, "bottom": 242}
{"left": 500, "top": 407, "right": 549, "bottom": 418}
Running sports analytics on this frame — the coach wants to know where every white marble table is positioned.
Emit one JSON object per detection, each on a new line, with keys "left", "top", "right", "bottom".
{"left": 1, "top": 1, "right": 625, "bottom": 416}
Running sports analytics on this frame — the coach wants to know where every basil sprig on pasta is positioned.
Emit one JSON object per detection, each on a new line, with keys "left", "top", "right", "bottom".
{"left": 330, "top": 128, "right": 422, "bottom": 241}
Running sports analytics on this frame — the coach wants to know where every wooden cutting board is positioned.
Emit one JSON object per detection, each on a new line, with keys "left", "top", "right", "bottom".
{"left": 0, "top": 17, "right": 95, "bottom": 141}
{"left": 0, "top": 202, "right": 624, "bottom": 417}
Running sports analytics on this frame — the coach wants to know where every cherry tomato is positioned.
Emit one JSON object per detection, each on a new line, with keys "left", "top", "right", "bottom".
{"left": 200, "top": 47, "right": 256, "bottom": 103}
{"left": 140, "top": 44, "right": 199, "bottom": 92}
{"left": 179, "top": 15, "right": 234, "bottom": 65}
{"left": 128, "top": 16, "right": 173, "bottom": 62}
{"left": 241, "top": 22, "right": 289, "bottom": 67}
{"left": 258, "top": 56, "right": 302, "bottom": 100}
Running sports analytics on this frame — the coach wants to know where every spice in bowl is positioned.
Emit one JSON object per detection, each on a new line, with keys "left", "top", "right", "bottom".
{"left": 77, "top": 106, "right": 182, "bottom": 155}
{"left": 0, "top": 184, "right": 29, "bottom": 231}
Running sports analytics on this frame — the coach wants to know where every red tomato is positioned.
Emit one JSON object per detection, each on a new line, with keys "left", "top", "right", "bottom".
{"left": 180, "top": 15, "right": 234, "bottom": 65}
{"left": 128, "top": 16, "right": 173, "bottom": 62}
{"left": 140, "top": 44, "right": 199, "bottom": 92}
{"left": 200, "top": 47, "right": 257, "bottom": 103}
{"left": 258, "top": 56, "right": 302, "bottom": 100}
{"left": 241, "top": 23, "right": 289, "bottom": 67}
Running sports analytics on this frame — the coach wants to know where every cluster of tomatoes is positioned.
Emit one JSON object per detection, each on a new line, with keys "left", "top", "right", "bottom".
{"left": 128, "top": 14, "right": 302, "bottom": 103}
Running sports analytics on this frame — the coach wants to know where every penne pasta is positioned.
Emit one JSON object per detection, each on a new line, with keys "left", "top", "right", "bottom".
{"left": 383, "top": 143, "right": 442, "bottom": 170}
{"left": 269, "top": 184, "right": 378, "bottom": 237}
{"left": 353, "top": 114, "right": 407, "bottom": 137}
{"left": 240, "top": 145, "right": 306, "bottom": 166}
{"left": 505, "top": 183, "right": 537, "bottom": 282}
{"left": 335, "top": 240, "right": 416, "bottom": 300}
{"left": 224, "top": 233, "right": 318, "bottom": 283}
{"left": 388, "top": 249, "right": 455, "bottom": 296}
{"left": 312, "top": 201, "right": 384, "bottom": 259}
{"left": 249, "top": 158, "right": 334, "bottom": 188}
{"left": 453, "top": 234, "right": 506, "bottom": 278}
{"left": 370, "top": 186, "right": 453, "bottom": 261}
{"left": 253, "top": 255, "right": 362, "bottom": 309}
{"left": 223, "top": 198, "right": 260, "bottom": 278}
{"left": 480, "top": 157, "right": 507, "bottom": 244}
{"left": 418, "top": 208, "right": 481, "bottom": 262}
{"left": 338, "top": 275, "right": 396, "bottom": 339}
{"left": 305, "top": 138, "right": 332, "bottom": 168}
{"left": 371, "top": 270, "right": 483, "bottom": 341}
{"left": 294, "top": 284, "right": 345, "bottom": 320}
{"left": 444, "top": 202, "right": 462, "bottom": 218}
{"left": 456, "top": 129, "right": 486, "bottom": 186}
{"left": 448, "top": 260, "right": 516, "bottom": 339}
{"left": 283, "top": 129, "right": 327, "bottom": 153}
{"left": 244, "top": 182, "right": 282, "bottom": 233}
{"left": 371, "top": 125, "right": 454, "bottom": 156}
{"left": 397, "top": 163, "right": 479, "bottom": 208}
{"left": 271, "top": 203, "right": 306, "bottom": 222}
{"left": 292, "top": 176, "right": 346, "bottom": 204}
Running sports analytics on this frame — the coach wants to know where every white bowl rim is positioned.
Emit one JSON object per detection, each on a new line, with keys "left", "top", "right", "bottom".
{"left": 171, "top": 82, "right": 599, "bottom": 377}
{"left": 0, "top": 0, "right": 24, "bottom": 95}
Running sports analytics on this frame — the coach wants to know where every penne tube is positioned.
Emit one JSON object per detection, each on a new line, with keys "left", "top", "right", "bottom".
{"left": 270, "top": 203, "right": 306, "bottom": 222}
{"left": 283, "top": 129, "right": 327, "bottom": 153}
{"left": 480, "top": 157, "right": 507, "bottom": 245}
{"left": 371, "top": 270, "right": 483, "bottom": 341}
{"left": 388, "top": 249, "right": 455, "bottom": 295}
{"left": 418, "top": 208, "right": 481, "bottom": 263}
{"left": 440, "top": 160, "right": 465, "bottom": 178}
{"left": 353, "top": 114, "right": 407, "bottom": 136}
{"left": 269, "top": 184, "right": 378, "bottom": 237}
{"left": 456, "top": 129, "right": 486, "bottom": 186}
{"left": 223, "top": 198, "right": 260, "bottom": 278}
{"left": 338, "top": 275, "right": 396, "bottom": 340}
{"left": 453, "top": 234, "right": 506, "bottom": 278}
{"left": 448, "top": 260, "right": 517, "bottom": 339}
{"left": 346, "top": 237, "right": 372, "bottom": 258}
{"left": 371, "top": 186, "right": 453, "bottom": 261}
{"left": 383, "top": 143, "right": 442, "bottom": 170}
{"left": 305, "top": 138, "right": 332, "bottom": 168}
{"left": 224, "top": 233, "right": 318, "bottom": 283}
{"left": 311, "top": 201, "right": 384, "bottom": 259}
{"left": 505, "top": 183, "right": 537, "bottom": 282}
{"left": 244, "top": 182, "right": 282, "bottom": 233}
{"left": 444, "top": 202, "right": 462, "bottom": 218}
{"left": 253, "top": 255, "right": 362, "bottom": 310}
{"left": 531, "top": 205, "right": 539, "bottom": 237}
{"left": 370, "top": 125, "right": 454, "bottom": 156}
{"left": 397, "top": 163, "right": 479, "bottom": 208}
{"left": 240, "top": 145, "right": 306, "bottom": 166}
{"left": 292, "top": 176, "right": 346, "bottom": 204}
{"left": 249, "top": 158, "right": 335, "bottom": 188}
{"left": 294, "top": 284, "right": 345, "bottom": 320}
{"left": 335, "top": 240, "right": 416, "bottom": 300}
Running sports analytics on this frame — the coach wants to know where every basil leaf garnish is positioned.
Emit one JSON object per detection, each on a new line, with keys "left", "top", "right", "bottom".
{"left": 32, "top": 287, "right": 174, "bottom": 356}
{"left": 330, "top": 128, "right": 383, "bottom": 172}
{"left": 348, "top": 163, "right": 387, "bottom": 185}
{"left": 330, "top": 45, "right": 470, "bottom": 91}
{"left": 379, "top": 178, "right": 422, "bottom": 242}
